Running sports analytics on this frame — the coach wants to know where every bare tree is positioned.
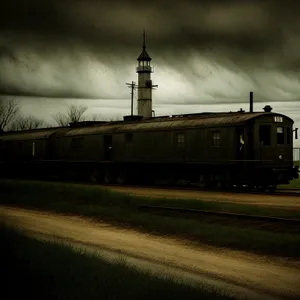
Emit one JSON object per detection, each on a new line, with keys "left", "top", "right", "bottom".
{"left": 89, "top": 113, "right": 103, "bottom": 121}
{"left": 52, "top": 112, "right": 69, "bottom": 126}
{"left": 9, "top": 115, "right": 45, "bottom": 131}
{"left": 52, "top": 104, "right": 87, "bottom": 126}
{"left": 68, "top": 104, "right": 87, "bottom": 122}
{"left": 109, "top": 116, "right": 123, "bottom": 121}
{"left": 0, "top": 97, "right": 20, "bottom": 131}
{"left": 87, "top": 113, "right": 123, "bottom": 122}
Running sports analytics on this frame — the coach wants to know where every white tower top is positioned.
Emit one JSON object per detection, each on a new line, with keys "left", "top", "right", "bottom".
{"left": 136, "top": 30, "right": 157, "bottom": 119}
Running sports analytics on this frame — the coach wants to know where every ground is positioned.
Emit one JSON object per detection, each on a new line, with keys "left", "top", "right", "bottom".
{"left": 2, "top": 206, "right": 300, "bottom": 300}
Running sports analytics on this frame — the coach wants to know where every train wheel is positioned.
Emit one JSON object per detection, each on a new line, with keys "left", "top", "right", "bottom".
{"left": 116, "top": 171, "right": 126, "bottom": 185}
{"left": 200, "top": 174, "right": 212, "bottom": 189}
{"left": 89, "top": 169, "right": 98, "bottom": 183}
{"left": 257, "top": 185, "right": 267, "bottom": 192}
{"left": 103, "top": 171, "right": 114, "bottom": 184}
{"left": 267, "top": 185, "right": 277, "bottom": 192}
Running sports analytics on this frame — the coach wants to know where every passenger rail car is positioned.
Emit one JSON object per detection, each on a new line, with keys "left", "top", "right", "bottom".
{"left": 0, "top": 110, "right": 298, "bottom": 190}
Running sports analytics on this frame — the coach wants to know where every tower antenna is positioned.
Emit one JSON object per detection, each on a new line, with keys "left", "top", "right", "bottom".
{"left": 143, "top": 29, "right": 146, "bottom": 49}
{"left": 126, "top": 81, "right": 138, "bottom": 116}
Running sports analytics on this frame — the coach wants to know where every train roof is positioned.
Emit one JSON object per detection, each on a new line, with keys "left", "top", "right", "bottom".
{"left": 58, "top": 111, "right": 294, "bottom": 137}
{"left": 0, "top": 111, "right": 293, "bottom": 140}
{"left": 0, "top": 128, "right": 60, "bottom": 141}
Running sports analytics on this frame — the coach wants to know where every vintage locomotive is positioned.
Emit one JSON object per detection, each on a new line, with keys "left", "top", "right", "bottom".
{"left": 0, "top": 103, "right": 298, "bottom": 191}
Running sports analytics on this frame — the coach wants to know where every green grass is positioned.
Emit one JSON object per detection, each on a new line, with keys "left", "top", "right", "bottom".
{"left": 1, "top": 179, "right": 299, "bottom": 218}
{"left": 279, "top": 178, "right": 300, "bottom": 189}
{"left": 2, "top": 224, "right": 232, "bottom": 300}
{"left": 1, "top": 179, "right": 300, "bottom": 258}
{"left": 278, "top": 161, "right": 300, "bottom": 189}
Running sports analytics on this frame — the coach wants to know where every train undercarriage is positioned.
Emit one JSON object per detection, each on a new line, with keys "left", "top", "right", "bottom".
{"left": 0, "top": 160, "right": 298, "bottom": 192}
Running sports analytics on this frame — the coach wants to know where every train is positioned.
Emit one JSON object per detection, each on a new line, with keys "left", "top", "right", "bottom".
{"left": 0, "top": 99, "right": 299, "bottom": 191}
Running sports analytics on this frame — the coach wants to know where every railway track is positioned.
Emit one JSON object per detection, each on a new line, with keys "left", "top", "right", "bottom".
{"left": 277, "top": 188, "right": 300, "bottom": 194}
{"left": 138, "top": 205, "right": 300, "bottom": 224}
{"left": 2, "top": 178, "right": 299, "bottom": 230}
{"left": 137, "top": 205, "right": 300, "bottom": 232}
{"left": 100, "top": 183, "right": 300, "bottom": 197}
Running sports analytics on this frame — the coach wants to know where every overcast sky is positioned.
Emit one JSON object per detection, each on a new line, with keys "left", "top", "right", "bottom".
{"left": 0, "top": 0, "right": 299, "bottom": 146}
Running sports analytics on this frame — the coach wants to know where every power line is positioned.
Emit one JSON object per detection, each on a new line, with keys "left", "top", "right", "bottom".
{"left": 126, "top": 81, "right": 138, "bottom": 116}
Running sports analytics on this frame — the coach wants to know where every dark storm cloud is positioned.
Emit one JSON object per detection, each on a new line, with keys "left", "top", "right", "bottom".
{"left": 1, "top": 0, "right": 299, "bottom": 52}
{"left": 0, "top": 0, "right": 300, "bottom": 100}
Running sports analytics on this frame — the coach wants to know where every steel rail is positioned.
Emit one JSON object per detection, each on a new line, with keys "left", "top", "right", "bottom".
{"left": 137, "top": 204, "right": 300, "bottom": 225}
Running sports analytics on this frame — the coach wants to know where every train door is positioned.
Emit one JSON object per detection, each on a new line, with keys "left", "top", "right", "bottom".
{"left": 258, "top": 124, "right": 272, "bottom": 161}
{"left": 103, "top": 135, "right": 113, "bottom": 161}
{"left": 175, "top": 131, "right": 186, "bottom": 161}
{"left": 236, "top": 127, "right": 245, "bottom": 160}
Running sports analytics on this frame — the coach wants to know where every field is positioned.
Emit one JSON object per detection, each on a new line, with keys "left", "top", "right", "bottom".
{"left": 2, "top": 224, "right": 232, "bottom": 300}
{"left": 281, "top": 178, "right": 300, "bottom": 189}
{"left": 1, "top": 179, "right": 300, "bottom": 258}
{"left": 279, "top": 161, "right": 300, "bottom": 189}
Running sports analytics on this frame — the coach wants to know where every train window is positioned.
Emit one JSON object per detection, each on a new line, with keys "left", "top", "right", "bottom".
{"left": 277, "top": 127, "right": 284, "bottom": 144}
{"left": 212, "top": 131, "right": 221, "bottom": 147}
{"left": 124, "top": 133, "right": 133, "bottom": 143}
{"left": 71, "top": 138, "right": 84, "bottom": 150}
{"left": 259, "top": 125, "right": 271, "bottom": 146}
{"left": 177, "top": 133, "right": 185, "bottom": 146}
{"left": 286, "top": 127, "right": 291, "bottom": 145}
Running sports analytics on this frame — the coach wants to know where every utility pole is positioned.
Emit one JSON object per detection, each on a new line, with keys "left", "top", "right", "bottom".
{"left": 126, "top": 81, "right": 138, "bottom": 116}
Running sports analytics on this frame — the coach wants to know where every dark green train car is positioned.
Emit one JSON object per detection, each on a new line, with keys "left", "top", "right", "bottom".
{"left": 0, "top": 110, "right": 298, "bottom": 189}
{"left": 49, "top": 111, "right": 298, "bottom": 188}
{"left": 0, "top": 128, "right": 59, "bottom": 161}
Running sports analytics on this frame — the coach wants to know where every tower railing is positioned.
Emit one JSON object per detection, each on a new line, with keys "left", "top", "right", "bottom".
{"left": 136, "top": 66, "right": 153, "bottom": 72}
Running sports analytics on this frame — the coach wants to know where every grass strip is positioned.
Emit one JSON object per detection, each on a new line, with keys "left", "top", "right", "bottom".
{"left": 2, "top": 224, "right": 233, "bottom": 300}
{"left": 279, "top": 178, "right": 300, "bottom": 189}
{"left": 2, "top": 179, "right": 299, "bottom": 218}
{"left": 1, "top": 179, "right": 300, "bottom": 258}
{"left": 278, "top": 161, "right": 300, "bottom": 189}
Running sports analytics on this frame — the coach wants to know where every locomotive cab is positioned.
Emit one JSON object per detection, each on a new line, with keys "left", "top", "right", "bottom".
{"left": 250, "top": 113, "right": 298, "bottom": 185}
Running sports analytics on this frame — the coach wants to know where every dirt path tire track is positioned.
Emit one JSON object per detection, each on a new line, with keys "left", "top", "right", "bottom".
{"left": 1, "top": 206, "right": 300, "bottom": 300}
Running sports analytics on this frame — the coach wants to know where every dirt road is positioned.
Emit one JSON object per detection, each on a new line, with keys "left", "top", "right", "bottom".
{"left": 2, "top": 205, "right": 300, "bottom": 300}
{"left": 103, "top": 186, "right": 300, "bottom": 209}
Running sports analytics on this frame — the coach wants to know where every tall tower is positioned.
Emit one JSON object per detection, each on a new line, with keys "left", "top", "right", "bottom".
{"left": 136, "top": 30, "right": 157, "bottom": 119}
